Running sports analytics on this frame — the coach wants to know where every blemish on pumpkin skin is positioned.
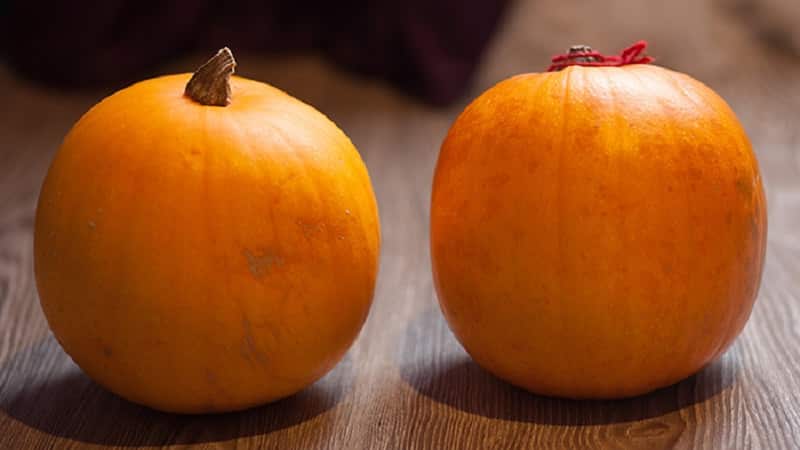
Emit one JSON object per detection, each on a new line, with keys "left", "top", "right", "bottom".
{"left": 203, "top": 369, "right": 230, "bottom": 398}
{"left": 87, "top": 221, "right": 96, "bottom": 230}
{"left": 240, "top": 316, "right": 269, "bottom": 365}
{"left": 296, "top": 220, "right": 327, "bottom": 239}
{"left": 486, "top": 173, "right": 511, "bottom": 188}
{"left": 205, "top": 369, "right": 218, "bottom": 384}
{"left": 102, "top": 346, "right": 113, "bottom": 357}
{"left": 735, "top": 178, "right": 753, "bottom": 197}
{"left": 243, "top": 248, "right": 283, "bottom": 278}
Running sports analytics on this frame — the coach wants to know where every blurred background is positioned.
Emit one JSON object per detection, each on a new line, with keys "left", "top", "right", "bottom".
{"left": 2, "top": 0, "right": 799, "bottom": 105}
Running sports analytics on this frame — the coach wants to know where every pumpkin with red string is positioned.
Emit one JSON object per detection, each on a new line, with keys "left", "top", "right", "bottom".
{"left": 431, "top": 41, "right": 767, "bottom": 398}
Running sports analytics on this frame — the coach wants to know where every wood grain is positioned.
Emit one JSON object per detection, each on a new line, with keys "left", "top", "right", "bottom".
{"left": 2, "top": 0, "right": 800, "bottom": 448}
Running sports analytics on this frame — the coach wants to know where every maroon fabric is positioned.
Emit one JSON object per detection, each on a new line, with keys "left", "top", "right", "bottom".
{"left": 1, "top": 1, "right": 510, "bottom": 105}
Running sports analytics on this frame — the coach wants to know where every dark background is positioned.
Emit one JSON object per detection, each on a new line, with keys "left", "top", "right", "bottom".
{"left": 1, "top": 0, "right": 510, "bottom": 105}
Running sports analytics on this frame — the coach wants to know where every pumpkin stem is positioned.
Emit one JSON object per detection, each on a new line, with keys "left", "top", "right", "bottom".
{"left": 547, "top": 41, "right": 654, "bottom": 72}
{"left": 185, "top": 47, "right": 237, "bottom": 106}
{"left": 566, "top": 45, "right": 600, "bottom": 64}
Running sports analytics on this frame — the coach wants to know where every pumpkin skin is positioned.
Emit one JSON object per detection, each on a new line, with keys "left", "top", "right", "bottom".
{"left": 431, "top": 64, "right": 766, "bottom": 399}
{"left": 34, "top": 73, "right": 380, "bottom": 413}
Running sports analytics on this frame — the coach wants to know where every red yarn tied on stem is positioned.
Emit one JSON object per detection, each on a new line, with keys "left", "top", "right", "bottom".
{"left": 547, "top": 40, "right": 654, "bottom": 72}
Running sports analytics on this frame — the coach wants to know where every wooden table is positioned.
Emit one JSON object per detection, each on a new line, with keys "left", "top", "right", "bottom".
{"left": 2, "top": 1, "right": 800, "bottom": 448}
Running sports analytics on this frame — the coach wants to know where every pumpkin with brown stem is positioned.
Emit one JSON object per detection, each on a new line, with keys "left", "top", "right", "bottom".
{"left": 35, "top": 48, "right": 381, "bottom": 413}
{"left": 430, "top": 42, "right": 767, "bottom": 398}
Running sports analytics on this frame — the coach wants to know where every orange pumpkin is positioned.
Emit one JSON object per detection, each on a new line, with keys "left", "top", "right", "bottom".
{"left": 430, "top": 42, "right": 766, "bottom": 398}
{"left": 34, "top": 48, "right": 380, "bottom": 413}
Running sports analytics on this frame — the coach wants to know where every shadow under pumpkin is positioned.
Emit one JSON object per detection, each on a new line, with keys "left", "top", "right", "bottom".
{"left": 398, "top": 307, "right": 737, "bottom": 427}
{"left": 0, "top": 336, "right": 352, "bottom": 446}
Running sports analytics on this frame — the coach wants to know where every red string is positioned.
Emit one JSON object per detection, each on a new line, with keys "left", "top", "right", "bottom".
{"left": 547, "top": 40, "right": 654, "bottom": 72}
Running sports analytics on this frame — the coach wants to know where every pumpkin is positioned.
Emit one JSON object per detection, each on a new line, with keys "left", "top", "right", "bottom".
{"left": 34, "top": 48, "right": 380, "bottom": 413}
{"left": 430, "top": 42, "right": 767, "bottom": 399}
